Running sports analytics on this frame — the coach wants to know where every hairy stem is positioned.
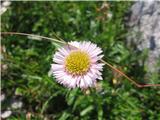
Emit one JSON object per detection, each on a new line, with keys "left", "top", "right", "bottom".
{"left": 101, "top": 59, "right": 160, "bottom": 88}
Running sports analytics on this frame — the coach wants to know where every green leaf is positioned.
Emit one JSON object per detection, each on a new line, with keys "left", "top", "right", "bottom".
{"left": 80, "top": 105, "right": 94, "bottom": 116}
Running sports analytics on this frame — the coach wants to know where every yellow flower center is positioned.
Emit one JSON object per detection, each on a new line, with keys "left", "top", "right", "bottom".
{"left": 65, "top": 50, "right": 90, "bottom": 75}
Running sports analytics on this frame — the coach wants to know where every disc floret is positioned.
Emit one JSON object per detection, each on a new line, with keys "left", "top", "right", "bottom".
{"left": 65, "top": 50, "right": 90, "bottom": 75}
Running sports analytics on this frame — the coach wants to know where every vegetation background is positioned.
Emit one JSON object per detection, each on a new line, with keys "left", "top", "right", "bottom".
{"left": 1, "top": 1, "right": 160, "bottom": 120}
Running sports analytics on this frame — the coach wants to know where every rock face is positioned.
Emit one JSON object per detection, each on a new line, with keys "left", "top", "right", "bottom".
{"left": 127, "top": 1, "right": 160, "bottom": 73}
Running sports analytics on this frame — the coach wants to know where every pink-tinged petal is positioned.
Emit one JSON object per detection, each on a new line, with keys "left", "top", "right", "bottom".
{"left": 83, "top": 75, "right": 93, "bottom": 87}
{"left": 99, "top": 63, "right": 105, "bottom": 66}
{"left": 97, "top": 63, "right": 105, "bottom": 69}
{"left": 81, "top": 41, "right": 91, "bottom": 50}
{"left": 97, "top": 75, "right": 103, "bottom": 80}
{"left": 62, "top": 74, "right": 71, "bottom": 86}
{"left": 55, "top": 75, "right": 64, "bottom": 81}
{"left": 54, "top": 71, "right": 66, "bottom": 78}
{"left": 92, "top": 63, "right": 104, "bottom": 71}
{"left": 53, "top": 52, "right": 65, "bottom": 60}
{"left": 82, "top": 41, "right": 91, "bottom": 51}
{"left": 51, "top": 64, "right": 64, "bottom": 71}
{"left": 90, "top": 68, "right": 97, "bottom": 74}
{"left": 58, "top": 47, "right": 70, "bottom": 56}
{"left": 95, "top": 47, "right": 102, "bottom": 54}
{"left": 87, "top": 71, "right": 94, "bottom": 78}
{"left": 91, "top": 57, "right": 98, "bottom": 63}
{"left": 90, "top": 55, "right": 103, "bottom": 63}
{"left": 53, "top": 57, "right": 64, "bottom": 64}
{"left": 80, "top": 41, "right": 85, "bottom": 48}
{"left": 76, "top": 76, "right": 81, "bottom": 86}
{"left": 54, "top": 72, "right": 67, "bottom": 83}
{"left": 54, "top": 73, "right": 64, "bottom": 79}
{"left": 87, "top": 44, "right": 97, "bottom": 53}
{"left": 69, "top": 41, "right": 80, "bottom": 49}
{"left": 80, "top": 42, "right": 94, "bottom": 53}
{"left": 87, "top": 70, "right": 99, "bottom": 81}
{"left": 53, "top": 70, "right": 65, "bottom": 75}
{"left": 93, "top": 48, "right": 102, "bottom": 56}
{"left": 57, "top": 77, "right": 66, "bottom": 84}
{"left": 98, "top": 55, "right": 104, "bottom": 59}
{"left": 91, "top": 54, "right": 104, "bottom": 61}
{"left": 89, "top": 48, "right": 102, "bottom": 58}
{"left": 96, "top": 70, "right": 102, "bottom": 76}
{"left": 79, "top": 78, "right": 86, "bottom": 88}
{"left": 68, "top": 76, "right": 77, "bottom": 88}
{"left": 56, "top": 48, "right": 65, "bottom": 56}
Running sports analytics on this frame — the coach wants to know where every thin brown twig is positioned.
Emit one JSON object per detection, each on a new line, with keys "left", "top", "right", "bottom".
{"left": 2, "top": 31, "right": 160, "bottom": 88}
{"left": 101, "top": 59, "right": 160, "bottom": 88}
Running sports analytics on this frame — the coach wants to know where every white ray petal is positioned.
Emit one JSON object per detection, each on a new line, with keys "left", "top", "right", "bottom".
{"left": 53, "top": 52, "right": 65, "bottom": 60}
{"left": 51, "top": 64, "right": 64, "bottom": 71}
{"left": 84, "top": 75, "right": 93, "bottom": 87}
{"left": 68, "top": 76, "right": 77, "bottom": 88}
{"left": 53, "top": 57, "right": 64, "bottom": 64}
{"left": 80, "top": 78, "right": 86, "bottom": 88}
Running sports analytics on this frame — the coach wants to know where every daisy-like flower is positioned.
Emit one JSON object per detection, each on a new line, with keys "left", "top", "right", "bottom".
{"left": 51, "top": 41, "right": 104, "bottom": 89}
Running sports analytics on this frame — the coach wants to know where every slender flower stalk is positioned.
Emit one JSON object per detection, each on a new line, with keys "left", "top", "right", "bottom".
{"left": 101, "top": 60, "right": 160, "bottom": 88}
{"left": 1, "top": 32, "right": 66, "bottom": 45}
{"left": 2, "top": 32, "right": 160, "bottom": 88}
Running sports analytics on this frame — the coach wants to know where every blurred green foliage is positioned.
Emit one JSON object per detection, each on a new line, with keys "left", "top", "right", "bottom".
{"left": 1, "top": 1, "right": 160, "bottom": 120}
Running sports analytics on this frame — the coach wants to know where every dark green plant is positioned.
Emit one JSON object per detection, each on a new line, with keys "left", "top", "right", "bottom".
{"left": 1, "top": 1, "right": 160, "bottom": 120}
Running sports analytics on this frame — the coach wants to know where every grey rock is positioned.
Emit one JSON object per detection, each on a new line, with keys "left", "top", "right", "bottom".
{"left": 0, "top": 110, "right": 12, "bottom": 119}
{"left": 127, "top": 1, "right": 160, "bottom": 73}
{"left": 11, "top": 101, "right": 23, "bottom": 109}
